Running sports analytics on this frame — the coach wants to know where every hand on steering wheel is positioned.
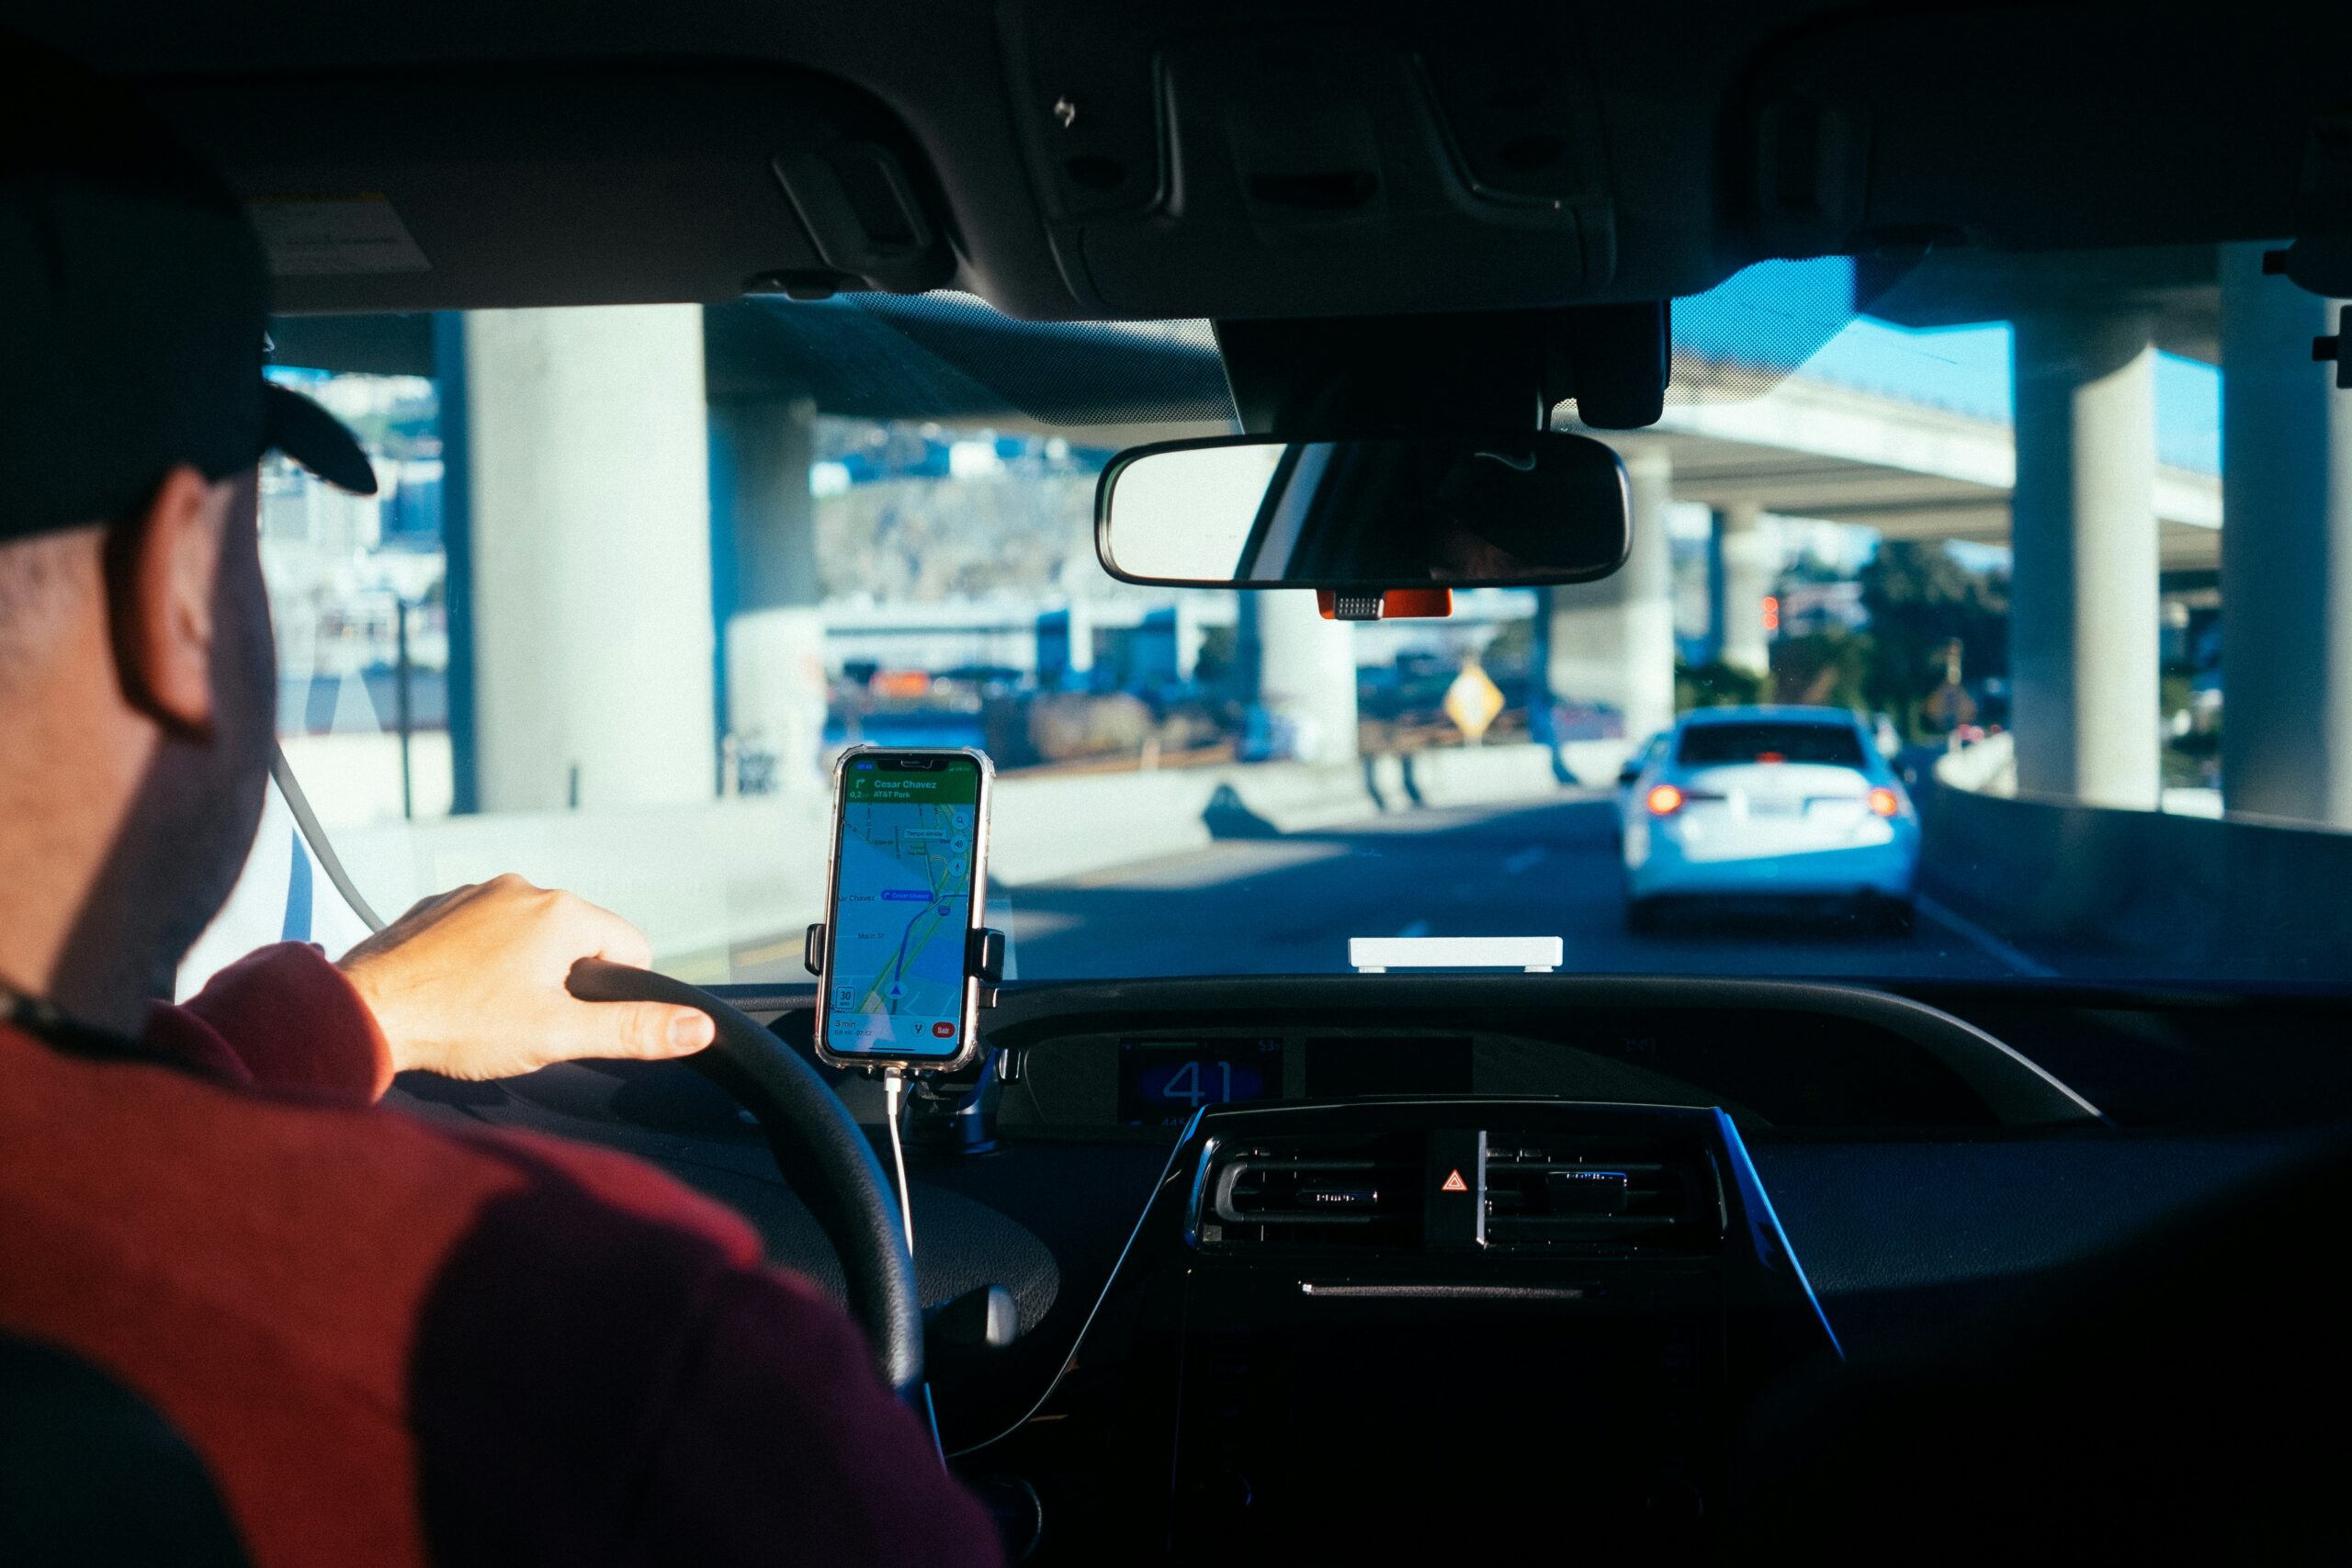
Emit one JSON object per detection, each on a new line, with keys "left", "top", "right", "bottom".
{"left": 339, "top": 874, "right": 717, "bottom": 1079}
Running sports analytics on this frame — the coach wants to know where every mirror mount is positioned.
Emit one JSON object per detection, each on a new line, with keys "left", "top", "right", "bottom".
{"left": 1317, "top": 588, "right": 1454, "bottom": 622}
{"left": 1215, "top": 302, "right": 1669, "bottom": 438}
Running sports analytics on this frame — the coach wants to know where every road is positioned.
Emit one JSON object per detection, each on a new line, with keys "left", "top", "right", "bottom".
{"left": 991, "top": 792, "right": 2051, "bottom": 983}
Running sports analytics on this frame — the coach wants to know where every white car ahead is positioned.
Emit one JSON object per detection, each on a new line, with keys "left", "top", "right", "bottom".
{"left": 1621, "top": 705, "right": 1920, "bottom": 933}
{"left": 1610, "top": 730, "right": 1670, "bottom": 848}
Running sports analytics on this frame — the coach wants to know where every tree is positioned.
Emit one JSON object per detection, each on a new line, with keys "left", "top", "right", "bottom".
{"left": 1858, "top": 541, "right": 2008, "bottom": 732}
{"left": 1770, "top": 625, "right": 1876, "bottom": 712}
{"left": 1678, "top": 660, "right": 1770, "bottom": 710}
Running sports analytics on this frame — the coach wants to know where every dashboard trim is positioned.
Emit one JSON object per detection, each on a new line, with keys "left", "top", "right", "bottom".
{"left": 1716, "top": 1107, "right": 1844, "bottom": 1360}
{"left": 978, "top": 975, "right": 2106, "bottom": 1126}
{"left": 1296, "top": 1280, "right": 1595, "bottom": 1300}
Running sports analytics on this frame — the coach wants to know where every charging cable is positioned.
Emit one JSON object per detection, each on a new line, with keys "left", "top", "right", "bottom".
{"left": 272, "top": 743, "right": 386, "bottom": 933}
{"left": 882, "top": 1068, "right": 915, "bottom": 1254}
{"left": 881, "top": 1068, "right": 944, "bottom": 1463}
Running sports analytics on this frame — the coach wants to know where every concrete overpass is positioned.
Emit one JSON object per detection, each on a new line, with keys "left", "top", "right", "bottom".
{"left": 1543, "top": 243, "right": 2347, "bottom": 828}
{"left": 1639, "top": 363, "right": 2221, "bottom": 570}
{"left": 1859, "top": 243, "right": 2350, "bottom": 823}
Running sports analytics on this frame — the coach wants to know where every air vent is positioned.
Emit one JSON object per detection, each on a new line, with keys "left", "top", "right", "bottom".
{"left": 1197, "top": 1135, "right": 1419, "bottom": 1250}
{"left": 1482, "top": 1143, "right": 1723, "bottom": 1254}
{"left": 1193, "top": 1129, "right": 1725, "bottom": 1257}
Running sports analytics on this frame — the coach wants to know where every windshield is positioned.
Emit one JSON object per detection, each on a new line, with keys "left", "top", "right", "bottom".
{"left": 220, "top": 245, "right": 2348, "bottom": 996}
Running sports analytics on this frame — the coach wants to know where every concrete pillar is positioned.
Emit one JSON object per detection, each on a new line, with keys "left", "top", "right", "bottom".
{"left": 458, "top": 306, "right": 717, "bottom": 811}
{"left": 1173, "top": 598, "right": 1203, "bottom": 682}
{"left": 711, "top": 395, "right": 829, "bottom": 794}
{"left": 1538, "top": 446, "right": 1676, "bottom": 741}
{"left": 2219, "top": 243, "right": 2352, "bottom": 825}
{"left": 1240, "top": 590, "right": 1359, "bottom": 764}
{"left": 2008, "top": 310, "right": 2161, "bottom": 807}
{"left": 1037, "top": 602, "right": 1094, "bottom": 683}
{"left": 1713, "top": 501, "right": 1773, "bottom": 677}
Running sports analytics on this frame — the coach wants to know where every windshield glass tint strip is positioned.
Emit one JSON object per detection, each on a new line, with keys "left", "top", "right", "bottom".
{"left": 1678, "top": 724, "right": 1865, "bottom": 767}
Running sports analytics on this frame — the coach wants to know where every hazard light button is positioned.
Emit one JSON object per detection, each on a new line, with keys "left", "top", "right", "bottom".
{"left": 1423, "top": 1128, "right": 1487, "bottom": 1249}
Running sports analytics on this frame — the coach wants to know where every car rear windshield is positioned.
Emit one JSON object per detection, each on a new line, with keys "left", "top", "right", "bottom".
{"left": 1678, "top": 723, "right": 1864, "bottom": 767}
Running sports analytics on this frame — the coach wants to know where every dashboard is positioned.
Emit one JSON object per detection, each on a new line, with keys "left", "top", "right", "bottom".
{"left": 1045, "top": 1022, "right": 1984, "bottom": 1130}
{"left": 968, "top": 1096, "right": 1833, "bottom": 1560}
{"left": 981, "top": 974, "right": 2099, "bottom": 1134}
{"left": 390, "top": 971, "right": 2352, "bottom": 1560}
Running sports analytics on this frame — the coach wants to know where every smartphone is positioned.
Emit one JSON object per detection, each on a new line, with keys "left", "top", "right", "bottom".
{"left": 814, "top": 746, "right": 992, "bottom": 1072}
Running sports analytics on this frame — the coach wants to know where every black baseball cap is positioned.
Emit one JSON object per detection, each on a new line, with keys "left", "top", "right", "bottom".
{"left": 1, "top": 37, "right": 376, "bottom": 543}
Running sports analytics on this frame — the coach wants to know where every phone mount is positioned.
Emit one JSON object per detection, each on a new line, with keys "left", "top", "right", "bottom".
{"left": 804, "top": 922, "right": 1011, "bottom": 1155}
{"left": 801, "top": 923, "right": 1007, "bottom": 1003}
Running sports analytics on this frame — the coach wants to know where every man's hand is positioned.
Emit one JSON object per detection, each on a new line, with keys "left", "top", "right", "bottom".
{"left": 337, "top": 874, "right": 718, "bottom": 1080}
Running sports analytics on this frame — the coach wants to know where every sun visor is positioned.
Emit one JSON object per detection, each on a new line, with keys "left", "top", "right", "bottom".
{"left": 145, "top": 65, "right": 954, "bottom": 313}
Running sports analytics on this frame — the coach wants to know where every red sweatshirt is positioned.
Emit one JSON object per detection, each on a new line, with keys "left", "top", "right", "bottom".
{"left": 0, "top": 942, "right": 1000, "bottom": 1567}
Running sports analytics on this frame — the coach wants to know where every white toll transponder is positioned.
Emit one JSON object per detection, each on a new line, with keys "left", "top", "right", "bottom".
{"left": 1348, "top": 935, "right": 1564, "bottom": 974}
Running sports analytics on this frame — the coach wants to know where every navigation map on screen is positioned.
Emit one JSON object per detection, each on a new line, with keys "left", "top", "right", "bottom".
{"left": 826, "top": 756, "right": 981, "bottom": 1057}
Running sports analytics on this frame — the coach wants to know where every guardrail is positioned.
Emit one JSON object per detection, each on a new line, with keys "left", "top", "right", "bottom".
{"left": 1922, "top": 741, "right": 2352, "bottom": 984}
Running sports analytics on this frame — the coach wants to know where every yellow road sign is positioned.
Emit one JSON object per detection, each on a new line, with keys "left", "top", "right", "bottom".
{"left": 1444, "top": 663, "right": 1505, "bottom": 744}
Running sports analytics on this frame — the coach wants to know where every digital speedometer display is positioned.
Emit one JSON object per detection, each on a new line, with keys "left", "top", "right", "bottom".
{"left": 1117, "top": 1039, "right": 1282, "bottom": 1126}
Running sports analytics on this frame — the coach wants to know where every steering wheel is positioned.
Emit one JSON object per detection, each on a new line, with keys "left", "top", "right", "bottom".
{"left": 567, "top": 958, "right": 922, "bottom": 1397}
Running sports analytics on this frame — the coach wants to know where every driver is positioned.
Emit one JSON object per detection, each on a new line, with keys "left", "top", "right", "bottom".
{"left": 0, "top": 42, "right": 998, "bottom": 1568}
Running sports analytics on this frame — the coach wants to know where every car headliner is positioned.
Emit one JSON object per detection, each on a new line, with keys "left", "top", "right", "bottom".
{"left": 9, "top": 2, "right": 2344, "bottom": 327}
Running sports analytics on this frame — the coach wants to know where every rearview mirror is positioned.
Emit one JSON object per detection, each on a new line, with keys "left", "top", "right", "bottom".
{"left": 1096, "top": 432, "right": 1630, "bottom": 591}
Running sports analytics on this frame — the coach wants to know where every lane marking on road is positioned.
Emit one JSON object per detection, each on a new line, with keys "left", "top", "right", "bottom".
{"left": 1916, "top": 893, "right": 2059, "bottom": 978}
{"left": 1502, "top": 847, "right": 1546, "bottom": 875}
{"left": 1396, "top": 918, "right": 1434, "bottom": 938}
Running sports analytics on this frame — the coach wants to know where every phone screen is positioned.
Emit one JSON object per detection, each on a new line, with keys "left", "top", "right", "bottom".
{"left": 824, "top": 752, "right": 985, "bottom": 1060}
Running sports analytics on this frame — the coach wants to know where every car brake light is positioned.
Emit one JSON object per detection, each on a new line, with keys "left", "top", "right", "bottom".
{"left": 1867, "top": 786, "right": 1901, "bottom": 817}
{"left": 1646, "top": 783, "right": 1685, "bottom": 816}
